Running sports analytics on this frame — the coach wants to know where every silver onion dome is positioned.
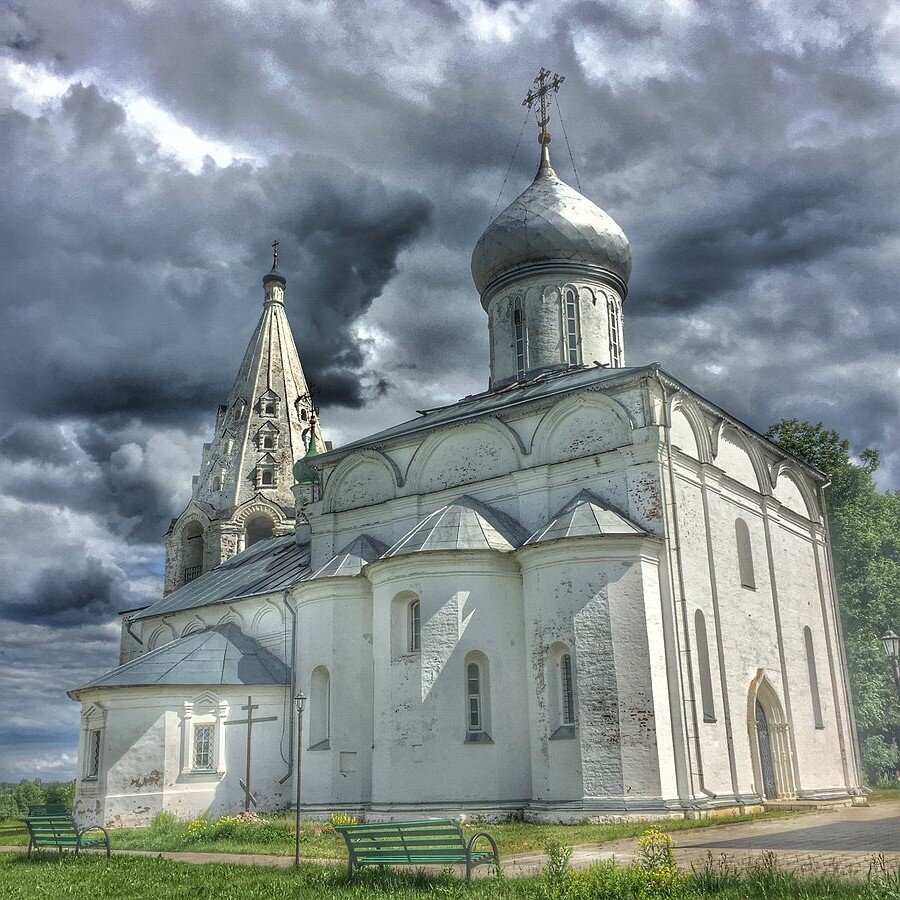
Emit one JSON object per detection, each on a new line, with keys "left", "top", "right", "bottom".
{"left": 471, "top": 146, "right": 632, "bottom": 296}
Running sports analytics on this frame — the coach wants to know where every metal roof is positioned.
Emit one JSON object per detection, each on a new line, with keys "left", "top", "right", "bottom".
{"left": 310, "top": 534, "right": 390, "bottom": 578}
{"left": 320, "top": 365, "right": 648, "bottom": 460}
{"left": 68, "top": 624, "right": 290, "bottom": 699}
{"left": 382, "top": 495, "right": 529, "bottom": 558}
{"left": 134, "top": 535, "right": 309, "bottom": 621}
{"left": 525, "top": 489, "right": 646, "bottom": 545}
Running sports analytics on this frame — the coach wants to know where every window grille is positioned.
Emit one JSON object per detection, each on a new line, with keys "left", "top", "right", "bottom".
{"left": 564, "top": 288, "right": 580, "bottom": 366}
{"left": 560, "top": 654, "right": 575, "bottom": 726}
{"left": 192, "top": 724, "right": 214, "bottom": 771}
{"left": 408, "top": 600, "right": 421, "bottom": 653}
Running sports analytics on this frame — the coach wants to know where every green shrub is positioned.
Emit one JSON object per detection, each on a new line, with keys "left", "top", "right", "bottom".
{"left": 862, "top": 735, "right": 900, "bottom": 784}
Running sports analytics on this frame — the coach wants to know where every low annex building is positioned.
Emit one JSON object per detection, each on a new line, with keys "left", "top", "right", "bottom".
{"left": 70, "top": 79, "right": 863, "bottom": 826}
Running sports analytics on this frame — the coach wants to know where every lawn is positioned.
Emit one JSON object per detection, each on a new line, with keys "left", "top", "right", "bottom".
{"left": 0, "top": 809, "right": 798, "bottom": 858}
{"left": 1, "top": 851, "right": 895, "bottom": 899}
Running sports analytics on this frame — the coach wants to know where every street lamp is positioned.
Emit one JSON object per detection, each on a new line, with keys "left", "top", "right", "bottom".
{"left": 881, "top": 630, "right": 900, "bottom": 665}
{"left": 294, "top": 691, "right": 307, "bottom": 868}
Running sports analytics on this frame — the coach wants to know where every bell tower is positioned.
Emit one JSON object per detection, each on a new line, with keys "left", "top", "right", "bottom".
{"left": 162, "top": 244, "right": 321, "bottom": 594}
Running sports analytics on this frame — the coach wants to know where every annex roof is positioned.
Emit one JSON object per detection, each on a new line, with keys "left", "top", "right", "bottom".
{"left": 68, "top": 624, "right": 289, "bottom": 699}
{"left": 525, "top": 489, "right": 646, "bottom": 545}
{"left": 309, "top": 534, "right": 390, "bottom": 578}
{"left": 134, "top": 535, "right": 309, "bottom": 621}
{"left": 382, "top": 495, "right": 529, "bottom": 558}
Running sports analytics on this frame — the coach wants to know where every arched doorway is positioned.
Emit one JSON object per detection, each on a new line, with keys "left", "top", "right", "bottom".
{"left": 245, "top": 514, "right": 274, "bottom": 547}
{"left": 754, "top": 700, "right": 778, "bottom": 798}
{"left": 748, "top": 671, "right": 796, "bottom": 800}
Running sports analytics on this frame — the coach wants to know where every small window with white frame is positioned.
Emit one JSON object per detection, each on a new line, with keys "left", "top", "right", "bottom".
{"left": 513, "top": 297, "right": 526, "bottom": 380}
{"left": 549, "top": 643, "right": 577, "bottom": 739}
{"left": 564, "top": 287, "right": 580, "bottom": 366}
{"left": 192, "top": 723, "right": 215, "bottom": 771}
{"left": 608, "top": 297, "right": 623, "bottom": 367}
{"left": 408, "top": 599, "right": 421, "bottom": 653}
{"left": 464, "top": 651, "right": 492, "bottom": 743}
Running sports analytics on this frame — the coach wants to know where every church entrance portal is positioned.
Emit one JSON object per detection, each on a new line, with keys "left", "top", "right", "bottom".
{"left": 754, "top": 700, "right": 778, "bottom": 798}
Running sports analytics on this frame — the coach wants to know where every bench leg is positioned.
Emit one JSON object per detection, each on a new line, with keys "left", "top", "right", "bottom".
{"left": 26, "top": 840, "right": 32, "bottom": 860}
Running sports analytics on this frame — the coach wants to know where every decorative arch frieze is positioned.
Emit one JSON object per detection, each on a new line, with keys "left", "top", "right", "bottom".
{"left": 770, "top": 461, "right": 819, "bottom": 521}
{"left": 322, "top": 449, "right": 401, "bottom": 513}
{"left": 406, "top": 418, "right": 521, "bottom": 494}
{"left": 181, "top": 616, "right": 207, "bottom": 637}
{"left": 147, "top": 622, "right": 176, "bottom": 651}
{"left": 714, "top": 424, "right": 771, "bottom": 496}
{"left": 227, "top": 496, "right": 288, "bottom": 530}
{"left": 216, "top": 607, "right": 245, "bottom": 631}
{"left": 531, "top": 391, "right": 633, "bottom": 466}
{"left": 668, "top": 393, "right": 713, "bottom": 463}
{"left": 251, "top": 601, "right": 284, "bottom": 635}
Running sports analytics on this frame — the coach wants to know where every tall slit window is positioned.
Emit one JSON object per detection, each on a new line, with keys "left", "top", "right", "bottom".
{"left": 86, "top": 729, "right": 101, "bottom": 778}
{"left": 408, "top": 600, "right": 421, "bottom": 653}
{"left": 560, "top": 654, "right": 575, "bottom": 726}
{"left": 608, "top": 298, "right": 622, "bottom": 367}
{"left": 192, "top": 724, "right": 214, "bottom": 771}
{"left": 513, "top": 298, "right": 526, "bottom": 380}
{"left": 564, "top": 288, "right": 580, "bottom": 366}
{"left": 804, "top": 626, "right": 824, "bottom": 728}
{"left": 309, "top": 666, "right": 331, "bottom": 750}
{"left": 467, "top": 663, "right": 482, "bottom": 733}
{"left": 464, "top": 652, "right": 492, "bottom": 742}
{"left": 735, "top": 518, "right": 756, "bottom": 589}
{"left": 695, "top": 610, "right": 716, "bottom": 722}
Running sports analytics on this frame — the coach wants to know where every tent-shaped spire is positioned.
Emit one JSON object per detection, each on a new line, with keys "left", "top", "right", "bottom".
{"left": 187, "top": 249, "right": 319, "bottom": 515}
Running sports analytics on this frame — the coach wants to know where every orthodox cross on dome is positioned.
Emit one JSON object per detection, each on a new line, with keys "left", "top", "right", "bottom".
{"left": 270, "top": 239, "right": 279, "bottom": 270}
{"left": 522, "top": 68, "right": 565, "bottom": 146}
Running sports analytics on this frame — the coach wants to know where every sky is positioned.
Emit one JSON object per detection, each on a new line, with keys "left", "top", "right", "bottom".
{"left": 1, "top": 0, "right": 898, "bottom": 781}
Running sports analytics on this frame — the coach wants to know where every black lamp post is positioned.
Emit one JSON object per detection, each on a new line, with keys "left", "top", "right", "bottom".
{"left": 293, "top": 691, "right": 307, "bottom": 868}
{"left": 881, "top": 631, "right": 900, "bottom": 695}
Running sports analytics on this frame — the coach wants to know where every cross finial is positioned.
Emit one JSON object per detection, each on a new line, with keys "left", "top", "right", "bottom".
{"left": 522, "top": 68, "right": 565, "bottom": 147}
{"left": 271, "top": 239, "right": 279, "bottom": 270}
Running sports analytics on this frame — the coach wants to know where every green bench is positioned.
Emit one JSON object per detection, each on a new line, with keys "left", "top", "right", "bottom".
{"left": 334, "top": 818, "right": 499, "bottom": 881}
{"left": 24, "top": 804, "right": 110, "bottom": 858}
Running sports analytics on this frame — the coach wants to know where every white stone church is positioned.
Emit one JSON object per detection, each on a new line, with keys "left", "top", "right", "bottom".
{"left": 70, "top": 94, "right": 862, "bottom": 827}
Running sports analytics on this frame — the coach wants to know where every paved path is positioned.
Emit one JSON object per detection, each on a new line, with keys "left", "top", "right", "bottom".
{"left": 4, "top": 800, "right": 898, "bottom": 880}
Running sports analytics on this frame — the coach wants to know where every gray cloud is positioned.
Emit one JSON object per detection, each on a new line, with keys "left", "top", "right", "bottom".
{"left": 1, "top": 0, "right": 898, "bottom": 779}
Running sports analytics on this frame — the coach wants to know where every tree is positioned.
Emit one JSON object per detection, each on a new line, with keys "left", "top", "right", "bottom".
{"left": 766, "top": 420, "right": 900, "bottom": 781}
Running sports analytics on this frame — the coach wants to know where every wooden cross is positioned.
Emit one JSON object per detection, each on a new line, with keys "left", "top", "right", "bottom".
{"left": 224, "top": 695, "right": 278, "bottom": 811}
{"left": 271, "top": 239, "right": 279, "bottom": 269}
{"left": 522, "top": 67, "right": 565, "bottom": 142}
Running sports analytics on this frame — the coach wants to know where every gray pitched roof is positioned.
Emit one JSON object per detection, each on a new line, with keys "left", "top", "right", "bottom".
{"left": 320, "top": 364, "right": 649, "bottom": 459}
{"left": 68, "top": 624, "right": 289, "bottom": 699}
{"left": 134, "top": 535, "right": 309, "bottom": 620}
{"left": 525, "top": 490, "right": 646, "bottom": 545}
{"left": 383, "top": 495, "right": 528, "bottom": 558}
{"left": 310, "top": 534, "right": 390, "bottom": 578}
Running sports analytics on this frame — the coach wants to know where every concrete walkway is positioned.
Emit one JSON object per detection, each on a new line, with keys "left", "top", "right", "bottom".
{"left": 5, "top": 800, "right": 898, "bottom": 881}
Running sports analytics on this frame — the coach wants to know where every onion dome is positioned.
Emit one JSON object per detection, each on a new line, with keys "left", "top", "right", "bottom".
{"left": 471, "top": 146, "right": 632, "bottom": 296}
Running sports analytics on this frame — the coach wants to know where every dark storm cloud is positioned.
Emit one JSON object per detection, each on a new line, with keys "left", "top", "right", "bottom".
{"left": 2, "top": 556, "right": 127, "bottom": 626}
{"left": 2, "top": 0, "right": 898, "bottom": 779}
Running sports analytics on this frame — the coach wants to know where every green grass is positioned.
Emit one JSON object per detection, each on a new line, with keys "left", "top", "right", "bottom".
{"left": 0, "top": 808, "right": 796, "bottom": 858}
{"left": 1, "top": 851, "right": 894, "bottom": 899}
{"left": 867, "top": 785, "right": 900, "bottom": 804}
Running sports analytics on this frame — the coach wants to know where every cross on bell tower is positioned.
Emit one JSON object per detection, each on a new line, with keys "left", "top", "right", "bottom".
{"left": 522, "top": 67, "right": 565, "bottom": 147}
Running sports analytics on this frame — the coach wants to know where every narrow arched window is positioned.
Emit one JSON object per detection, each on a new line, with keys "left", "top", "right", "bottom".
{"left": 467, "top": 663, "right": 482, "bottom": 732}
{"left": 804, "top": 626, "right": 824, "bottom": 728}
{"left": 735, "top": 518, "right": 756, "bottom": 589}
{"left": 564, "top": 288, "right": 580, "bottom": 366}
{"left": 181, "top": 521, "right": 204, "bottom": 585}
{"left": 560, "top": 653, "right": 575, "bottom": 726}
{"left": 695, "top": 610, "right": 716, "bottom": 722}
{"left": 608, "top": 298, "right": 622, "bottom": 367}
{"left": 245, "top": 515, "right": 274, "bottom": 547}
{"left": 464, "top": 652, "right": 492, "bottom": 742}
{"left": 309, "top": 666, "right": 330, "bottom": 749}
{"left": 408, "top": 600, "right": 421, "bottom": 653}
{"left": 513, "top": 298, "right": 526, "bottom": 380}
